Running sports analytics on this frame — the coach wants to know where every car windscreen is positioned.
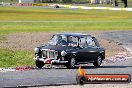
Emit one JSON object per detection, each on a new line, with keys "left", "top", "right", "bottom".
{"left": 48, "top": 35, "right": 68, "bottom": 46}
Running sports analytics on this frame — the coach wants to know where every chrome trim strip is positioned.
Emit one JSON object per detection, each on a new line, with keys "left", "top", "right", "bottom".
{"left": 33, "top": 57, "right": 68, "bottom": 63}
{"left": 33, "top": 57, "right": 44, "bottom": 61}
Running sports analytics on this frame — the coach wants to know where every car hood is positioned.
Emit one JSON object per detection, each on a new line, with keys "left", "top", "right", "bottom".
{"left": 40, "top": 44, "right": 78, "bottom": 52}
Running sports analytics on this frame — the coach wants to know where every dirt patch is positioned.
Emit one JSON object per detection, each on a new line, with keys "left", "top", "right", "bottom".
{"left": 0, "top": 31, "right": 126, "bottom": 58}
{"left": 0, "top": 32, "right": 54, "bottom": 51}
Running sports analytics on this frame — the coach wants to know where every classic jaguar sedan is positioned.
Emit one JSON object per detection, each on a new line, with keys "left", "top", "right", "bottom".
{"left": 33, "top": 33, "right": 105, "bottom": 69}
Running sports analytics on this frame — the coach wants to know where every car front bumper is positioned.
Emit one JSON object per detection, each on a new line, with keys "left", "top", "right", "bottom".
{"left": 33, "top": 57, "right": 68, "bottom": 64}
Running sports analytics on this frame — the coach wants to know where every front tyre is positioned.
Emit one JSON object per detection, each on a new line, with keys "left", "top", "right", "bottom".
{"left": 93, "top": 56, "right": 102, "bottom": 67}
{"left": 35, "top": 60, "right": 44, "bottom": 69}
{"left": 66, "top": 57, "right": 76, "bottom": 69}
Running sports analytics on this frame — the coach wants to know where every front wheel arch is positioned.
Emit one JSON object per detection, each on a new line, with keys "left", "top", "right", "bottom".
{"left": 65, "top": 54, "right": 77, "bottom": 69}
{"left": 35, "top": 60, "right": 44, "bottom": 69}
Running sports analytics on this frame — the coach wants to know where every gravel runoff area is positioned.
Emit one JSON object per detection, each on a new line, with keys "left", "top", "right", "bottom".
{"left": 0, "top": 31, "right": 126, "bottom": 58}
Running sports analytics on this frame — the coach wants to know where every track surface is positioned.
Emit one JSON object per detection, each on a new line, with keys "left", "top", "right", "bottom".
{"left": 101, "top": 31, "right": 132, "bottom": 53}
{"left": 0, "top": 31, "right": 132, "bottom": 87}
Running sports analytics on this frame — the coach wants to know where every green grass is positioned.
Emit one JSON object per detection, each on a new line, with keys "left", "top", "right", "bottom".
{"left": 0, "top": 0, "right": 18, "bottom": 3}
{"left": 0, "top": 6, "right": 132, "bottom": 34}
{"left": 0, "top": 6, "right": 132, "bottom": 21}
{"left": 0, "top": 48, "right": 34, "bottom": 67}
{"left": 0, "top": 20, "right": 132, "bottom": 35}
{"left": 0, "top": 6, "right": 132, "bottom": 67}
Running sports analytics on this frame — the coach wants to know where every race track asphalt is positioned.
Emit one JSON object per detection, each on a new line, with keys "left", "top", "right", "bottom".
{"left": 0, "top": 31, "right": 132, "bottom": 87}
{"left": 101, "top": 31, "right": 132, "bottom": 53}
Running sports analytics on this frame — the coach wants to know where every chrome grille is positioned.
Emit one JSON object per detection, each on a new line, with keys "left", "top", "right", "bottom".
{"left": 42, "top": 49, "right": 58, "bottom": 59}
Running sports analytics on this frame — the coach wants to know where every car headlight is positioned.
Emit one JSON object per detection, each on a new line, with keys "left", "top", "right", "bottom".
{"left": 34, "top": 47, "right": 40, "bottom": 53}
{"left": 61, "top": 50, "right": 67, "bottom": 56}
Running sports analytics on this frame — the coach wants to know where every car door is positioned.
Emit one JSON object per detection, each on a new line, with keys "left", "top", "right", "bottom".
{"left": 77, "top": 36, "right": 90, "bottom": 63}
{"left": 85, "top": 36, "right": 100, "bottom": 61}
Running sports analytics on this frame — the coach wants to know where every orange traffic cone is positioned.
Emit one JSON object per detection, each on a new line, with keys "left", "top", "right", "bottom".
{"left": 78, "top": 66, "right": 86, "bottom": 76}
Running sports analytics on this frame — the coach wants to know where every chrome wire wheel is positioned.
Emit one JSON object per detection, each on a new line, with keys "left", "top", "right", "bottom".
{"left": 66, "top": 57, "right": 76, "bottom": 69}
{"left": 70, "top": 58, "right": 76, "bottom": 68}
{"left": 97, "top": 56, "right": 102, "bottom": 65}
{"left": 93, "top": 56, "right": 102, "bottom": 67}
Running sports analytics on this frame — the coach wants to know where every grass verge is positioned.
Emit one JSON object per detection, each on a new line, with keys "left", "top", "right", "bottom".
{"left": 0, "top": 6, "right": 132, "bottom": 21}
{"left": 0, "top": 21, "right": 132, "bottom": 35}
{"left": 0, "top": 6, "right": 132, "bottom": 35}
{"left": 0, "top": 48, "right": 34, "bottom": 68}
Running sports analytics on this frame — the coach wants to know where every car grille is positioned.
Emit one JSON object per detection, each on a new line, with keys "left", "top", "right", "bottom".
{"left": 42, "top": 49, "right": 58, "bottom": 59}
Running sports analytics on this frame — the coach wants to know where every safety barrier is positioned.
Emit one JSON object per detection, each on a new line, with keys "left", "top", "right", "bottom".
{"left": 0, "top": 3, "right": 48, "bottom": 7}
{"left": 58, "top": 4, "right": 132, "bottom": 11}
{"left": 18, "top": 3, "right": 32, "bottom": 6}
{"left": 17, "top": 3, "right": 48, "bottom": 6}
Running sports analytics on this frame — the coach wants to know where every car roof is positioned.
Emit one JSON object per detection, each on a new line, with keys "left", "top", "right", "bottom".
{"left": 57, "top": 33, "right": 91, "bottom": 37}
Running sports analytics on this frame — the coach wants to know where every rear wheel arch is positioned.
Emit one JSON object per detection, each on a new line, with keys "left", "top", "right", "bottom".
{"left": 99, "top": 53, "right": 105, "bottom": 60}
{"left": 93, "top": 55, "right": 103, "bottom": 67}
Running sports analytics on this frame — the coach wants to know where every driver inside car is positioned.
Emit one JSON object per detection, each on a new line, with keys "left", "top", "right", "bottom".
{"left": 68, "top": 36, "right": 78, "bottom": 47}
{"left": 57, "top": 35, "right": 68, "bottom": 45}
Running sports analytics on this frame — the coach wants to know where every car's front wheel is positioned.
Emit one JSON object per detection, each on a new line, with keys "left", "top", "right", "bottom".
{"left": 93, "top": 56, "right": 102, "bottom": 67}
{"left": 66, "top": 57, "right": 76, "bottom": 69}
{"left": 35, "top": 60, "right": 44, "bottom": 69}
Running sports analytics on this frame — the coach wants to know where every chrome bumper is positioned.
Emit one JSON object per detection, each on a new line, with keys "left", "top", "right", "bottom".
{"left": 33, "top": 57, "right": 44, "bottom": 61}
{"left": 33, "top": 57, "right": 68, "bottom": 64}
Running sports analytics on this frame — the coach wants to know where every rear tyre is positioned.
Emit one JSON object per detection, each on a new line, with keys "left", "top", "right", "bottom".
{"left": 93, "top": 56, "right": 102, "bottom": 67}
{"left": 66, "top": 57, "right": 76, "bottom": 69}
{"left": 35, "top": 60, "right": 44, "bottom": 69}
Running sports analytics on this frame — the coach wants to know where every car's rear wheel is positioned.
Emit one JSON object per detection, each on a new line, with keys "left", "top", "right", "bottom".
{"left": 66, "top": 57, "right": 76, "bottom": 69}
{"left": 93, "top": 56, "right": 102, "bottom": 67}
{"left": 35, "top": 60, "right": 44, "bottom": 69}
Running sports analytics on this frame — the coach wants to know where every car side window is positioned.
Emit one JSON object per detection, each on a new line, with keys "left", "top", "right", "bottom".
{"left": 86, "top": 37, "right": 97, "bottom": 47}
{"left": 79, "top": 37, "right": 87, "bottom": 48}
{"left": 68, "top": 36, "right": 78, "bottom": 47}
